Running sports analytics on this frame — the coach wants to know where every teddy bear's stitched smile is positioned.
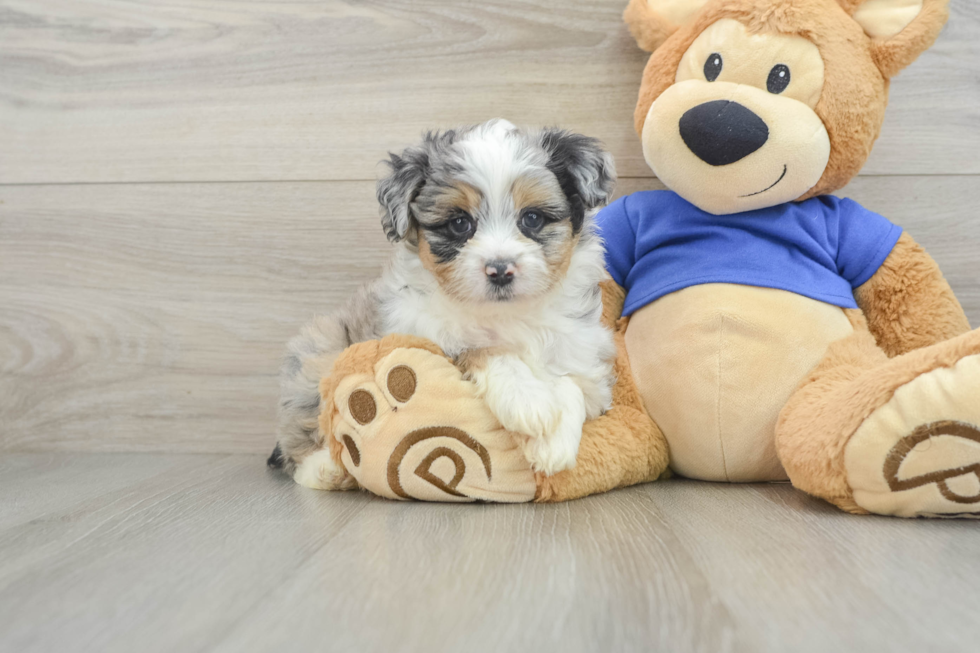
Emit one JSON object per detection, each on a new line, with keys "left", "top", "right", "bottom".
{"left": 740, "top": 165, "right": 788, "bottom": 198}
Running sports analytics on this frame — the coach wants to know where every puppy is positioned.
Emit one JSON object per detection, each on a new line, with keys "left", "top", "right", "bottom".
{"left": 270, "top": 119, "right": 617, "bottom": 488}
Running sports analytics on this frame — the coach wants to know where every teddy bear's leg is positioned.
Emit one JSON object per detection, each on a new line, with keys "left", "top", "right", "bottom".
{"left": 776, "top": 311, "right": 980, "bottom": 517}
{"left": 534, "top": 310, "right": 671, "bottom": 502}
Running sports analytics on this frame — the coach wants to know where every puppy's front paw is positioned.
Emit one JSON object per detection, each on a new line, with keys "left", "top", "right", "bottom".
{"left": 521, "top": 430, "right": 580, "bottom": 475}
{"left": 520, "top": 378, "right": 587, "bottom": 475}
{"left": 469, "top": 356, "right": 562, "bottom": 439}
{"left": 492, "top": 384, "right": 563, "bottom": 440}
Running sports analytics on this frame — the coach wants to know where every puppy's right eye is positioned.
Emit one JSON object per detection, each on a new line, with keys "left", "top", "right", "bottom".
{"left": 704, "top": 53, "right": 723, "bottom": 82}
{"left": 520, "top": 211, "right": 544, "bottom": 231}
{"left": 448, "top": 216, "right": 474, "bottom": 236}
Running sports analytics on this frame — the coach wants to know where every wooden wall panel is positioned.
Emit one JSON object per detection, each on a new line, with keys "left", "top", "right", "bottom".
{"left": 1, "top": 0, "right": 978, "bottom": 184}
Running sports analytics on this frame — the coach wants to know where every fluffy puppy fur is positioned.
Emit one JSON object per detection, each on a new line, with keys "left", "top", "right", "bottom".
{"left": 270, "top": 119, "right": 618, "bottom": 486}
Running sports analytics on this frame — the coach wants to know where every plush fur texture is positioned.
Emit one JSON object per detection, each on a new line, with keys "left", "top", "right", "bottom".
{"left": 855, "top": 232, "right": 971, "bottom": 357}
{"left": 275, "top": 120, "right": 619, "bottom": 481}
{"left": 623, "top": 0, "right": 685, "bottom": 52}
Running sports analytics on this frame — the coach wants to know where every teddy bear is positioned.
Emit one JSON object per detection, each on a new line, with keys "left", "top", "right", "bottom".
{"left": 294, "top": 0, "right": 980, "bottom": 518}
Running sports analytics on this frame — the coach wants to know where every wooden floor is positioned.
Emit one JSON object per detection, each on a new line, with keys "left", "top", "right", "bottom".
{"left": 0, "top": 452, "right": 977, "bottom": 653}
{"left": 2, "top": 1, "right": 980, "bottom": 651}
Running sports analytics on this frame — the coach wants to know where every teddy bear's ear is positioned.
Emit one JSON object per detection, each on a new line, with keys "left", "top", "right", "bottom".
{"left": 846, "top": 0, "right": 949, "bottom": 78}
{"left": 623, "top": 0, "right": 709, "bottom": 52}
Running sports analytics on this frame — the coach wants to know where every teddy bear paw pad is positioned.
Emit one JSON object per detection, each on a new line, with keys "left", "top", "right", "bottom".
{"left": 844, "top": 354, "right": 980, "bottom": 518}
{"left": 331, "top": 348, "right": 537, "bottom": 503}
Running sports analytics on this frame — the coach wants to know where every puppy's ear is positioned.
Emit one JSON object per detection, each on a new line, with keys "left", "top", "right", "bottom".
{"left": 845, "top": 0, "right": 949, "bottom": 78}
{"left": 540, "top": 129, "right": 617, "bottom": 215}
{"left": 623, "top": 0, "right": 708, "bottom": 52}
{"left": 376, "top": 148, "right": 427, "bottom": 243}
{"left": 376, "top": 131, "right": 455, "bottom": 243}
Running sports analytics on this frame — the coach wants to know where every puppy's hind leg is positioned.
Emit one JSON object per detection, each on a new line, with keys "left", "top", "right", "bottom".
{"left": 273, "top": 284, "right": 381, "bottom": 489}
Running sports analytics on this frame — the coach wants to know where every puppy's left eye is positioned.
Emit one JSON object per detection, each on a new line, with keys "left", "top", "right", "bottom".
{"left": 448, "top": 216, "right": 474, "bottom": 236}
{"left": 521, "top": 211, "right": 544, "bottom": 231}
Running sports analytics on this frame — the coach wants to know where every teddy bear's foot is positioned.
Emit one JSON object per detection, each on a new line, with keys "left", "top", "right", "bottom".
{"left": 329, "top": 346, "right": 537, "bottom": 502}
{"left": 845, "top": 353, "right": 980, "bottom": 518}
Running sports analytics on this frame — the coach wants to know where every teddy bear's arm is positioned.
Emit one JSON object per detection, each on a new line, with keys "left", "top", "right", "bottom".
{"left": 854, "top": 232, "right": 970, "bottom": 357}
{"left": 600, "top": 278, "right": 627, "bottom": 325}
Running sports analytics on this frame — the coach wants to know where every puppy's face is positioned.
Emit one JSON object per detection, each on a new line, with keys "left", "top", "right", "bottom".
{"left": 378, "top": 120, "right": 615, "bottom": 304}
{"left": 412, "top": 131, "right": 580, "bottom": 303}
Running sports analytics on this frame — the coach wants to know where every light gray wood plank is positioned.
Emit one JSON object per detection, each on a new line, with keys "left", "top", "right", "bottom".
{"left": 1, "top": 0, "right": 977, "bottom": 184}
{"left": 649, "top": 481, "right": 980, "bottom": 652}
{"left": 0, "top": 452, "right": 204, "bottom": 528}
{"left": 1, "top": 176, "right": 977, "bottom": 454}
{"left": 1, "top": 453, "right": 978, "bottom": 653}
{"left": 0, "top": 453, "right": 369, "bottom": 653}
{"left": 214, "top": 484, "right": 737, "bottom": 653}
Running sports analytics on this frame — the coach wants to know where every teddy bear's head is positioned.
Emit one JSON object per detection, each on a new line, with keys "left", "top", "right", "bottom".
{"left": 625, "top": 0, "right": 948, "bottom": 215}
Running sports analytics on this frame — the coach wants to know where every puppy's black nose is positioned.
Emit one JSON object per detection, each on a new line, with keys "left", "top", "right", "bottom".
{"left": 485, "top": 260, "right": 515, "bottom": 286}
{"left": 679, "top": 100, "right": 769, "bottom": 166}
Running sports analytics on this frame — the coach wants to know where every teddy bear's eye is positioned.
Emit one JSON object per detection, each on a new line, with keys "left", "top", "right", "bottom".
{"left": 767, "top": 64, "right": 791, "bottom": 94}
{"left": 703, "top": 53, "right": 723, "bottom": 82}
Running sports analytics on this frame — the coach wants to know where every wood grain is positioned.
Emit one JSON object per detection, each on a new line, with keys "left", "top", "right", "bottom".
{"left": 1, "top": 0, "right": 978, "bottom": 184}
{"left": 1, "top": 176, "right": 977, "bottom": 454}
{"left": 1, "top": 452, "right": 978, "bottom": 653}
{"left": 0, "top": 181, "right": 390, "bottom": 453}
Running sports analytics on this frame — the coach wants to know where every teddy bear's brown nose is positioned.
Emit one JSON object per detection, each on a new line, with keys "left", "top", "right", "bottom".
{"left": 679, "top": 100, "right": 769, "bottom": 166}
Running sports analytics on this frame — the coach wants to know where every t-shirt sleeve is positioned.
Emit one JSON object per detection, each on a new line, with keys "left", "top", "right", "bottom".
{"left": 594, "top": 195, "right": 637, "bottom": 288}
{"left": 835, "top": 197, "right": 903, "bottom": 288}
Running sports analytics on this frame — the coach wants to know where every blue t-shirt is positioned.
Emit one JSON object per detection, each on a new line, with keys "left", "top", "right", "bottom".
{"left": 596, "top": 191, "right": 902, "bottom": 317}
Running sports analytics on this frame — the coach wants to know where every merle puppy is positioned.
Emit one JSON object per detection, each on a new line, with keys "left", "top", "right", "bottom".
{"left": 271, "top": 119, "right": 617, "bottom": 489}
